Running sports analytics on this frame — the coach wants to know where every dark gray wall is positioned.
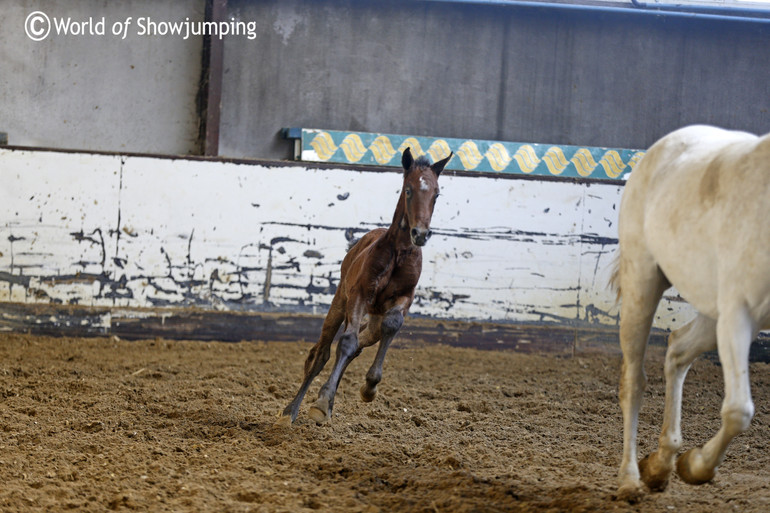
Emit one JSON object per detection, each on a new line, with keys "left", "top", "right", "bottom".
{"left": 219, "top": 0, "right": 770, "bottom": 160}
{"left": 3, "top": 1, "right": 768, "bottom": 159}
{"left": 1, "top": 0, "right": 203, "bottom": 154}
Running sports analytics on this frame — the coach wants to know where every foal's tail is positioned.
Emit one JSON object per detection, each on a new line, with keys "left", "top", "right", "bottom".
{"left": 608, "top": 252, "right": 622, "bottom": 303}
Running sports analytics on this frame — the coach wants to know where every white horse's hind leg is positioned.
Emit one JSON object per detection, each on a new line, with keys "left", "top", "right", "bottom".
{"left": 639, "top": 314, "right": 717, "bottom": 491}
{"left": 676, "top": 305, "right": 756, "bottom": 484}
{"left": 617, "top": 263, "right": 669, "bottom": 499}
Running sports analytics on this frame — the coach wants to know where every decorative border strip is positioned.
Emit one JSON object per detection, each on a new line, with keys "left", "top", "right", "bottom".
{"left": 284, "top": 128, "right": 645, "bottom": 180}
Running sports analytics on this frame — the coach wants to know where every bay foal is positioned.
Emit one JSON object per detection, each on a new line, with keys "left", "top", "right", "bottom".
{"left": 612, "top": 125, "right": 769, "bottom": 498}
{"left": 278, "top": 148, "right": 452, "bottom": 425}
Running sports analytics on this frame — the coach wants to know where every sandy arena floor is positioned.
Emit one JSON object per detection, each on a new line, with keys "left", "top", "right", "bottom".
{"left": 0, "top": 332, "right": 768, "bottom": 512}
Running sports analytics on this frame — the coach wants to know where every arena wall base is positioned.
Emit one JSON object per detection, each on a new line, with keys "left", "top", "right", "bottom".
{"left": 4, "top": 301, "right": 768, "bottom": 362}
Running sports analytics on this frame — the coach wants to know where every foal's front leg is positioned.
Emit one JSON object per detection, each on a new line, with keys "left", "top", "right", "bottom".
{"left": 277, "top": 293, "right": 344, "bottom": 425}
{"left": 308, "top": 298, "right": 366, "bottom": 424}
{"left": 360, "top": 305, "right": 405, "bottom": 402}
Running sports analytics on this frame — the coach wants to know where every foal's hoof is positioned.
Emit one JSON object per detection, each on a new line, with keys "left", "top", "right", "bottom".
{"left": 308, "top": 398, "right": 331, "bottom": 424}
{"left": 639, "top": 453, "right": 670, "bottom": 492}
{"left": 676, "top": 449, "right": 716, "bottom": 485}
{"left": 360, "top": 383, "right": 377, "bottom": 403}
{"left": 274, "top": 414, "right": 294, "bottom": 428}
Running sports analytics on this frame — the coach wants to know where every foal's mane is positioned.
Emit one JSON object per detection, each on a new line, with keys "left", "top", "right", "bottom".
{"left": 413, "top": 156, "right": 432, "bottom": 169}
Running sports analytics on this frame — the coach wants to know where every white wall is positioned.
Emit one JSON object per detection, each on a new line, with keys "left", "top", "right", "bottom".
{"left": 0, "top": 148, "right": 696, "bottom": 331}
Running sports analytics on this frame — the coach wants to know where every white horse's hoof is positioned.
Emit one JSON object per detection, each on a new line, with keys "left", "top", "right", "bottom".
{"left": 639, "top": 452, "right": 672, "bottom": 492}
{"left": 616, "top": 482, "right": 645, "bottom": 503}
{"left": 677, "top": 449, "right": 716, "bottom": 485}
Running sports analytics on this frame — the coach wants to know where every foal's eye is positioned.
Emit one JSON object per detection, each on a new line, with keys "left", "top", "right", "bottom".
{"left": 405, "top": 187, "right": 412, "bottom": 198}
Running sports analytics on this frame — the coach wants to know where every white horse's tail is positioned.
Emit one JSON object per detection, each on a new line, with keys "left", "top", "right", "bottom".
{"left": 609, "top": 252, "right": 621, "bottom": 303}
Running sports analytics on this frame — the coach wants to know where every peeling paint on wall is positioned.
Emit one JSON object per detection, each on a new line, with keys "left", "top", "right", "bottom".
{"left": 0, "top": 148, "right": 696, "bottom": 332}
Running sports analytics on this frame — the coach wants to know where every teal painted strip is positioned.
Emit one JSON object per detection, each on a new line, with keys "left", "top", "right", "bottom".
{"left": 297, "top": 129, "right": 645, "bottom": 180}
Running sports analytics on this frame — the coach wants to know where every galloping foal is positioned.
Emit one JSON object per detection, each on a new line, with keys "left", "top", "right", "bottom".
{"left": 278, "top": 148, "right": 452, "bottom": 425}
{"left": 612, "top": 125, "right": 769, "bottom": 499}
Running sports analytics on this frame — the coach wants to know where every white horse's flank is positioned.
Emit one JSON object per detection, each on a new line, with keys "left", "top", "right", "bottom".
{"left": 612, "top": 125, "right": 770, "bottom": 499}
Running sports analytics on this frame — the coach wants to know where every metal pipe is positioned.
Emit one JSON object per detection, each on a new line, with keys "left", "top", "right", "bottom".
{"left": 631, "top": 0, "right": 770, "bottom": 18}
{"left": 423, "top": 0, "right": 770, "bottom": 24}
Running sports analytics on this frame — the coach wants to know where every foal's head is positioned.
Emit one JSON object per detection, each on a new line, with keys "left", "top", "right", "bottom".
{"left": 400, "top": 148, "right": 452, "bottom": 247}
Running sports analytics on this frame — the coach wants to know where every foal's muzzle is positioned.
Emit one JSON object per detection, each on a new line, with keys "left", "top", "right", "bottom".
{"left": 410, "top": 227, "right": 432, "bottom": 246}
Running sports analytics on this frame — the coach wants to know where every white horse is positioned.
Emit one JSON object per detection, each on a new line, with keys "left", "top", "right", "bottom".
{"left": 611, "top": 125, "right": 770, "bottom": 499}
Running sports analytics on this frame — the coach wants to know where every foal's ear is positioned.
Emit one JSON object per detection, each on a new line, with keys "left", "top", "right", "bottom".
{"left": 402, "top": 147, "right": 414, "bottom": 173}
{"left": 431, "top": 152, "right": 453, "bottom": 176}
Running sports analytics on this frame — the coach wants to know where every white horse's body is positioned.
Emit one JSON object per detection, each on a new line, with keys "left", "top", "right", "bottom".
{"left": 613, "top": 125, "right": 770, "bottom": 498}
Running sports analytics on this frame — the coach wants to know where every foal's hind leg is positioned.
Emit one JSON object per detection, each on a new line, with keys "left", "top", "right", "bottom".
{"left": 617, "top": 260, "right": 669, "bottom": 500}
{"left": 360, "top": 307, "right": 404, "bottom": 402}
{"left": 308, "top": 297, "right": 366, "bottom": 424}
{"left": 277, "top": 294, "right": 344, "bottom": 425}
{"left": 676, "top": 305, "right": 757, "bottom": 485}
{"left": 639, "top": 314, "right": 716, "bottom": 491}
